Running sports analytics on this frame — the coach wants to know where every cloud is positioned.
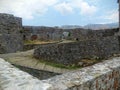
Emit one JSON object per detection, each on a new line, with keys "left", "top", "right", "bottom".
{"left": 54, "top": 0, "right": 97, "bottom": 15}
{"left": 0, "top": 0, "right": 58, "bottom": 19}
{"left": 54, "top": 2, "right": 73, "bottom": 15}
{"left": 0, "top": 0, "right": 97, "bottom": 19}
{"left": 70, "top": 0, "right": 97, "bottom": 15}
{"left": 79, "top": 2, "right": 97, "bottom": 15}
{"left": 103, "top": 10, "right": 118, "bottom": 23}
{"left": 105, "top": 11, "right": 118, "bottom": 21}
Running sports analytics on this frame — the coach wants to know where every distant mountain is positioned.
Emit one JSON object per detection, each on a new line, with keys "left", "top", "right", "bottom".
{"left": 60, "top": 23, "right": 119, "bottom": 30}
{"left": 84, "top": 23, "right": 119, "bottom": 30}
{"left": 60, "top": 25, "right": 82, "bottom": 29}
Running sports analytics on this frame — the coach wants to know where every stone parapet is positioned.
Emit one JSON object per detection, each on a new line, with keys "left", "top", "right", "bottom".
{"left": 0, "top": 58, "right": 51, "bottom": 90}
{"left": 1, "top": 56, "right": 120, "bottom": 90}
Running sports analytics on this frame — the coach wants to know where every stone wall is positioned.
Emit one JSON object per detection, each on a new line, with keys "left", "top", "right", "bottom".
{"left": 34, "top": 36, "right": 119, "bottom": 65}
{"left": 23, "top": 26, "right": 63, "bottom": 41}
{"left": 0, "top": 58, "right": 51, "bottom": 90}
{"left": 45, "top": 57, "right": 120, "bottom": 90}
{"left": 69, "top": 28, "right": 119, "bottom": 41}
{"left": 1, "top": 56, "right": 120, "bottom": 90}
{"left": 23, "top": 26, "right": 118, "bottom": 41}
{"left": 0, "top": 13, "right": 23, "bottom": 53}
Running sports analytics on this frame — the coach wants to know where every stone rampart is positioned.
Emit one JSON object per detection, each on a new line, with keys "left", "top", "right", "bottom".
{"left": 23, "top": 26, "right": 63, "bottom": 41}
{"left": 45, "top": 57, "right": 120, "bottom": 90}
{"left": 0, "top": 56, "right": 120, "bottom": 90}
{"left": 0, "top": 13, "right": 23, "bottom": 53}
{"left": 0, "top": 58, "right": 51, "bottom": 90}
{"left": 23, "top": 26, "right": 118, "bottom": 41}
{"left": 0, "top": 13, "right": 22, "bottom": 34}
{"left": 34, "top": 36, "right": 119, "bottom": 65}
{"left": 69, "top": 28, "right": 118, "bottom": 41}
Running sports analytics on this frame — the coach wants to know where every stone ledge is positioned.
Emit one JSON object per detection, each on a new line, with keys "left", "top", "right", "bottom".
{"left": 0, "top": 58, "right": 51, "bottom": 90}
{"left": 0, "top": 57, "right": 120, "bottom": 90}
{"left": 44, "top": 57, "right": 120, "bottom": 90}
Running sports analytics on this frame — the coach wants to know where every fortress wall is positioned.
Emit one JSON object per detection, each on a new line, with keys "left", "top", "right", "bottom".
{"left": 23, "top": 26, "right": 118, "bottom": 41}
{"left": 0, "top": 58, "right": 51, "bottom": 90}
{"left": 1, "top": 56, "right": 120, "bottom": 90}
{"left": 34, "top": 36, "right": 119, "bottom": 65}
{"left": 23, "top": 26, "right": 63, "bottom": 41}
{"left": 0, "top": 13, "right": 22, "bottom": 34}
{"left": 0, "top": 34, "right": 23, "bottom": 53}
{"left": 0, "top": 13, "right": 23, "bottom": 53}
{"left": 69, "top": 28, "right": 119, "bottom": 40}
{"left": 45, "top": 57, "right": 120, "bottom": 90}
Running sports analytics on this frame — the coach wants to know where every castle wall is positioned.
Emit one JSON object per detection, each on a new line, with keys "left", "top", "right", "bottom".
{"left": 1, "top": 56, "right": 120, "bottom": 90}
{"left": 34, "top": 36, "right": 119, "bottom": 65}
{"left": 0, "top": 58, "right": 51, "bottom": 90}
{"left": 45, "top": 57, "right": 120, "bottom": 90}
{"left": 0, "top": 13, "right": 23, "bottom": 53}
{"left": 23, "top": 26, "right": 63, "bottom": 41}
{"left": 23, "top": 26, "right": 118, "bottom": 41}
{"left": 69, "top": 28, "right": 118, "bottom": 40}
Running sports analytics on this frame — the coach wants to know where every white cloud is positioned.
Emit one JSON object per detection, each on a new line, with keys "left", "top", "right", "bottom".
{"left": 54, "top": 2, "right": 73, "bottom": 15}
{"left": 71, "top": 0, "right": 97, "bottom": 15}
{"left": 103, "top": 10, "right": 118, "bottom": 22}
{"left": 78, "top": 2, "right": 96, "bottom": 15}
{"left": 0, "top": 0, "right": 97, "bottom": 19}
{"left": 106, "top": 11, "right": 118, "bottom": 21}
{"left": 54, "top": 0, "right": 97, "bottom": 15}
{"left": 0, "top": 0, "right": 58, "bottom": 19}
{"left": 94, "top": 10, "right": 119, "bottom": 24}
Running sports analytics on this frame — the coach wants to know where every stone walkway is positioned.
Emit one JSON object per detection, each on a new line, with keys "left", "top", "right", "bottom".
{"left": 0, "top": 50, "right": 71, "bottom": 74}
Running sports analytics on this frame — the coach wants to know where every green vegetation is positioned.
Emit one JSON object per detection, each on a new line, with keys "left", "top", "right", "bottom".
{"left": 43, "top": 62, "right": 81, "bottom": 69}
{"left": 24, "top": 40, "right": 36, "bottom": 44}
{"left": 34, "top": 58, "right": 104, "bottom": 70}
{"left": 32, "top": 57, "right": 81, "bottom": 70}
{"left": 24, "top": 40, "right": 58, "bottom": 45}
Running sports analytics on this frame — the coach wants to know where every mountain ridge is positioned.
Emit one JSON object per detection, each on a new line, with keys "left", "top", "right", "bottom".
{"left": 60, "top": 22, "right": 119, "bottom": 30}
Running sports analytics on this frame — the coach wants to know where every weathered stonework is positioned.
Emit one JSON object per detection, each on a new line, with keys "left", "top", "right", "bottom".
{"left": 45, "top": 57, "right": 120, "bottom": 90}
{"left": 0, "top": 58, "right": 51, "bottom": 90}
{"left": 34, "top": 36, "right": 119, "bottom": 65}
{"left": 69, "top": 28, "right": 118, "bottom": 41}
{"left": 0, "top": 13, "right": 23, "bottom": 53}
{"left": 1, "top": 56, "right": 120, "bottom": 90}
{"left": 23, "top": 26, "right": 63, "bottom": 41}
{"left": 23, "top": 26, "right": 118, "bottom": 41}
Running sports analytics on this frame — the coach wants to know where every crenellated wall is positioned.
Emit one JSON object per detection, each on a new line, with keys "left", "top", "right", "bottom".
{"left": 0, "top": 56, "right": 120, "bottom": 90}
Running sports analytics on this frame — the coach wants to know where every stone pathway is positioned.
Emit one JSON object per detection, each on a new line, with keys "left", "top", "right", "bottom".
{"left": 0, "top": 50, "right": 71, "bottom": 74}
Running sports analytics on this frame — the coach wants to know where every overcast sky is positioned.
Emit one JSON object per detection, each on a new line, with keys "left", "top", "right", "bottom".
{"left": 0, "top": 0, "right": 118, "bottom": 26}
